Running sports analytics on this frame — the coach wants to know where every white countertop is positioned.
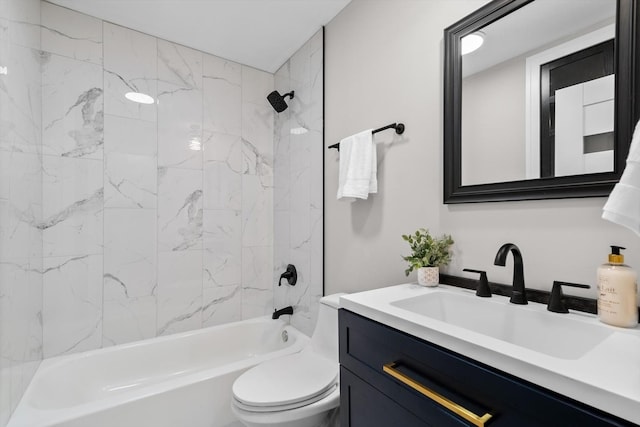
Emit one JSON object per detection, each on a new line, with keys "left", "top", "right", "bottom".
{"left": 340, "top": 283, "right": 640, "bottom": 424}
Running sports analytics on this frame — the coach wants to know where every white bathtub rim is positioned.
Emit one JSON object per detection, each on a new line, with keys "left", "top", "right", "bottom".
{"left": 8, "top": 317, "right": 308, "bottom": 427}
{"left": 50, "top": 315, "right": 292, "bottom": 365}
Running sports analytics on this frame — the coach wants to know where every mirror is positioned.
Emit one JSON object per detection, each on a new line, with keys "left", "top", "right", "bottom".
{"left": 444, "top": 0, "right": 640, "bottom": 203}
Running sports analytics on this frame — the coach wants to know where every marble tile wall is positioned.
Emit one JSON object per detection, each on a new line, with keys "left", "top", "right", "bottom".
{"left": 38, "top": 2, "right": 274, "bottom": 356}
{"left": 0, "top": 0, "right": 43, "bottom": 424}
{"left": 1, "top": 5, "right": 320, "bottom": 421}
{"left": 273, "top": 29, "right": 324, "bottom": 337}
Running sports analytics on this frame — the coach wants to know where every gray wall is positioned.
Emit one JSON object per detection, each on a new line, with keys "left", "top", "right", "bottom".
{"left": 325, "top": 0, "right": 640, "bottom": 304}
{"left": 462, "top": 56, "right": 525, "bottom": 185}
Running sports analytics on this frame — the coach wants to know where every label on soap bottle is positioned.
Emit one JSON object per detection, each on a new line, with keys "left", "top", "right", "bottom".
{"left": 597, "top": 265, "right": 638, "bottom": 328}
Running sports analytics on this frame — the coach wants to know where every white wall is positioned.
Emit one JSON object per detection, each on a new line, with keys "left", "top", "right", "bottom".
{"left": 325, "top": 0, "right": 640, "bottom": 305}
{"left": 0, "top": 0, "right": 43, "bottom": 423}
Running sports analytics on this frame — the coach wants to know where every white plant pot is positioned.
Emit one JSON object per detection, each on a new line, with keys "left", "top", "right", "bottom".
{"left": 417, "top": 267, "right": 439, "bottom": 287}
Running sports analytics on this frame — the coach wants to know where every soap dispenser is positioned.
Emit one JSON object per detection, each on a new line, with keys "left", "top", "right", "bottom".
{"left": 597, "top": 246, "right": 638, "bottom": 328}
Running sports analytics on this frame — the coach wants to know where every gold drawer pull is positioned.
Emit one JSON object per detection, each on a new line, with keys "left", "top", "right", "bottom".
{"left": 383, "top": 362, "right": 493, "bottom": 427}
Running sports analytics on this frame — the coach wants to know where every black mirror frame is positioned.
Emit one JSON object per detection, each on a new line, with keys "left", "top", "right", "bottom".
{"left": 444, "top": 0, "right": 640, "bottom": 204}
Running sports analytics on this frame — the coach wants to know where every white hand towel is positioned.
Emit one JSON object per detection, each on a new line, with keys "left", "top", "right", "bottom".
{"left": 336, "top": 129, "right": 377, "bottom": 201}
{"left": 603, "top": 119, "right": 640, "bottom": 235}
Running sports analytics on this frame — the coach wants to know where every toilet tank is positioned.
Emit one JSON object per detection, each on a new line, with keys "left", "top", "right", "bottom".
{"left": 307, "top": 293, "right": 346, "bottom": 362}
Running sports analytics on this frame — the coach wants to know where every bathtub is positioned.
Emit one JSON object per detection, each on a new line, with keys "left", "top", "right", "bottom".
{"left": 8, "top": 317, "right": 308, "bottom": 427}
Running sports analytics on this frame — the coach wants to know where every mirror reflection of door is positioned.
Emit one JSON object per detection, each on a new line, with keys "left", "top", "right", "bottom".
{"left": 460, "top": 0, "right": 617, "bottom": 187}
{"left": 540, "top": 40, "right": 614, "bottom": 178}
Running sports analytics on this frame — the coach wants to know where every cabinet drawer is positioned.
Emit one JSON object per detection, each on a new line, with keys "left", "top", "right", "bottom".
{"left": 339, "top": 309, "right": 634, "bottom": 427}
{"left": 341, "top": 366, "right": 434, "bottom": 427}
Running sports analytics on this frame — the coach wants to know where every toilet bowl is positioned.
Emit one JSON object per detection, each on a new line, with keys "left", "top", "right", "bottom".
{"left": 231, "top": 293, "right": 345, "bottom": 427}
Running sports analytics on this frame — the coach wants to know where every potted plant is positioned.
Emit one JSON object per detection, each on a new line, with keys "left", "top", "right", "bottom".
{"left": 402, "top": 228, "right": 454, "bottom": 287}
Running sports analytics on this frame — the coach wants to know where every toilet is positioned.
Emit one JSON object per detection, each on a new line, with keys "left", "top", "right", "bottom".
{"left": 231, "top": 293, "right": 345, "bottom": 427}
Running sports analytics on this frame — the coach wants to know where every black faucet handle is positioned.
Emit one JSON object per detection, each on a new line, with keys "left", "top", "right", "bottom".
{"left": 463, "top": 268, "right": 492, "bottom": 298}
{"left": 547, "top": 281, "right": 590, "bottom": 313}
{"left": 278, "top": 264, "right": 297, "bottom": 286}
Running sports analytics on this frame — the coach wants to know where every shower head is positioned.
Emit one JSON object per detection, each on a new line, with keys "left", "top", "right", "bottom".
{"left": 267, "top": 90, "right": 294, "bottom": 113}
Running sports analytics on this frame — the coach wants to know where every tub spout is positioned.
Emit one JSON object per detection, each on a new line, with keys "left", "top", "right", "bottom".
{"left": 272, "top": 306, "right": 294, "bottom": 319}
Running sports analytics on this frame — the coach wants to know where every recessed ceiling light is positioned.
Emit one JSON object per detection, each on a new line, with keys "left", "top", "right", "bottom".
{"left": 461, "top": 32, "right": 484, "bottom": 55}
{"left": 290, "top": 127, "right": 308, "bottom": 135}
{"left": 125, "top": 91, "right": 155, "bottom": 104}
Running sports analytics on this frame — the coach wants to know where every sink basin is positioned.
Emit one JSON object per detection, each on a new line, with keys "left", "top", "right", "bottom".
{"left": 391, "top": 291, "right": 613, "bottom": 359}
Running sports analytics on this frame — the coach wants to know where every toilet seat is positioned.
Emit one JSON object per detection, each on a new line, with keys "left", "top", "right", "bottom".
{"left": 233, "top": 383, "right": 338, "bottom": 413}
{"left": 232, "top": 351, "right": 338, "bottom": 412}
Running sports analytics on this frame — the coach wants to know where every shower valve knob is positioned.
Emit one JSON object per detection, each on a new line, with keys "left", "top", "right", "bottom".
{"left": 279, "top": 264, "right": 297, "bottom": 286}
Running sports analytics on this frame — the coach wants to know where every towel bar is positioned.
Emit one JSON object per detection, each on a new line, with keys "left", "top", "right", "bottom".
{"left": 328, "top": 122, "right": 405, "bottom": 151}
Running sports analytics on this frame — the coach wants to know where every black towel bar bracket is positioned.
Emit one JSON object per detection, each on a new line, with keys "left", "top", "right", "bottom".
{"left": 328, "top": 122, "right": 405, "bottom": 151}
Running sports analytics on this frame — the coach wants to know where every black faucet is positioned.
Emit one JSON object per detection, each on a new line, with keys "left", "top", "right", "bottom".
{"left": 272, "top": 306, "right": 294, "bottom": 319}
{"left": 494, "top": 243, "right": 527, "bottom": 305}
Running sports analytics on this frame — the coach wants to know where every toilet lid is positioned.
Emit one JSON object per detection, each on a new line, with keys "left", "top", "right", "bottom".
{"left": 232, "top": 352, "right": 338, "bottom": 409}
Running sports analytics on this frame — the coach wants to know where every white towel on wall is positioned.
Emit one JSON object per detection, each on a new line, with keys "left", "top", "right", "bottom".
{"left": 336, "top": 129, "right": 377, "bottom": 201}
{"left": 602, "top": 119, "right": 640, "bottom": 236}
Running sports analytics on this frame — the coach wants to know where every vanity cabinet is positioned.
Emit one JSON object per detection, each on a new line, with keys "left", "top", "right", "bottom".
{"left": 339, "top": 309, "right": 634, "bottom": 427}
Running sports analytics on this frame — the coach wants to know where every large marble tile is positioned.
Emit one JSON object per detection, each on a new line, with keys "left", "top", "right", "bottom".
{"left": 41, "top": 2, "right": 102, "bottom": 65}
{"left": 102, "top": 296, "right": 157, "bottom": 346}
{"left": 158, "top": 250, "right": 203, "bottom": 294}
{"left": 308, "top": 31, "right": 324, "bottom": 133}
{"left": 290, "top": 150, "right": 311, "bottom": 214}
{"left": 157, "top": 81, "right": 203, "bottom": 169}
{"left": 104, "top": 208, "right": 157, "bottom": 299}
{"left": 0, "top": 262, "right": 42, "bottom": 364}
{"left": 242, "top": 102, "right": 273, "bottom": 177}
{"left": 290, "top": 210, "right": 311, "bottom": 254}
{"left": 0, "top": 152, "right": 42, "bottom": 262}
{"left": 310, "top": 206, "right": 323, "bottom": 277}
{"left": 242, "top": 174, "right": 273, "bottom": 247}
{"left": 289, "top": 37, "right": 310, "bottom": 89}
{"left": 104, "top": 114, "right": 157, "bottom": 156}
{"left": 158, "top": 39, "right": 202, "bottom": 90}
{"left": 0, "top": 44, "right": 41, "bottom": 154}
{"left": 203, "top": 131, "right": 242, "bottom": 210}
{"left": 7, "top": 0, "right": 39, "bottom": 50}
{"left": 309, "top": 130, "right": 324, "bottom": 210}
{"left": 41, "top": 156, "right": 103, "bottom": 257}
{"left": 105, "top": 152, "right": 157, "bottom": 209}
{"left": 42, "top": 254, "right": 102, "bottom": 357}
{"left": 241, "top": 246, "right": 273, "bottom": 319}
{"left": 242, "top": 66, "right": 273, "bottom": 106}
{"left": 158, "top": 167, "right": 203, "bottom": 252}
{"left": 273, "top": 105, "right": 291, "bottom": 212}
{"left": 103, "top": 23, "right": 157, "bottom": 122}
{"left": 274, "top": 210, "right": 290, "bottom": 265}
{"left": 203, "top": 209, "right": 241, "bottom": 288}
{"left": 202, "top": 285, "right": 241, "bottom": 327}
{"left": 156, "top": 40, "right": 203, "bottom": 170}
{"left": 157, "top": 287, "right": 202, "bottom": 336}
{"left": 42, "top": 53, "right": 103, "bottom": 159}
{"left": 203, "top": 54, "right": 241, "bottom": 136}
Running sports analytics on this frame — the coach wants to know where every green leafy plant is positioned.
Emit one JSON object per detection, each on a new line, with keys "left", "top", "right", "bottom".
{"left": 402, "top": 228, "right": 454, "bottom": 276}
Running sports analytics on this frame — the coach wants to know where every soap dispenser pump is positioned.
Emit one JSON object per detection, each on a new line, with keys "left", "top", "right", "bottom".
{"left": 597, "top": 246, "right": 638, "bottom": 328}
